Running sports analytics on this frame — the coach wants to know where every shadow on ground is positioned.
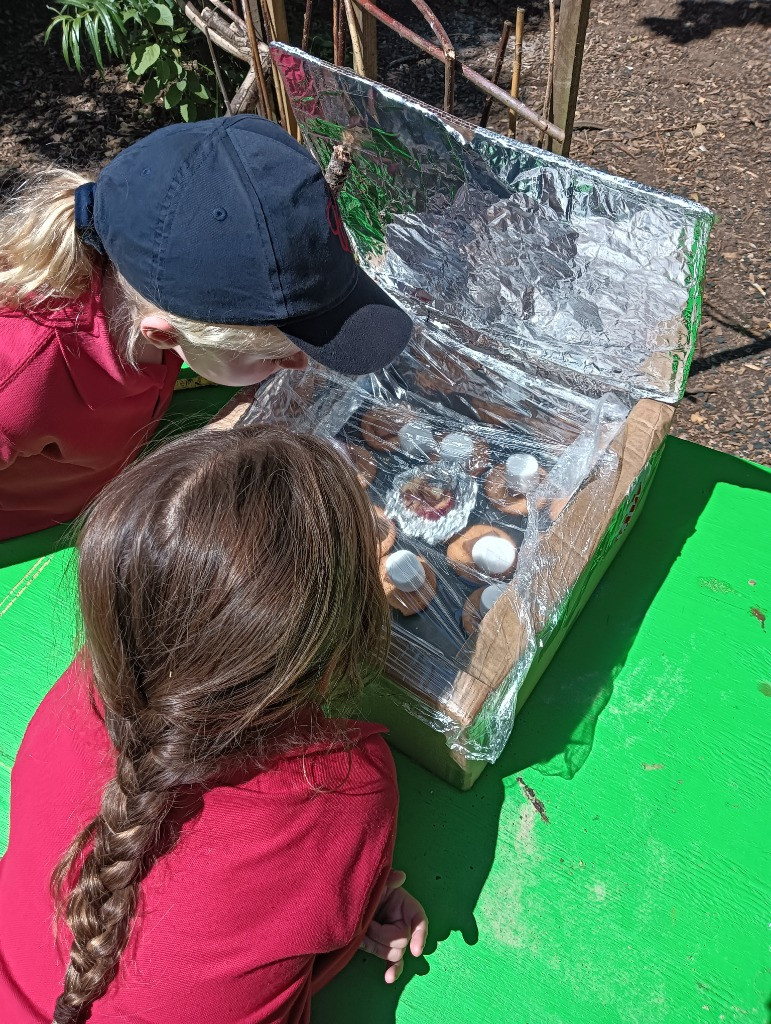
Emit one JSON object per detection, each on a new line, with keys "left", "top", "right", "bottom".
{"left": 312, "top": 436, "right": 771, "bottom": 1022}
{"left": 642, "top": 0, "right": 770, "bottom": 43}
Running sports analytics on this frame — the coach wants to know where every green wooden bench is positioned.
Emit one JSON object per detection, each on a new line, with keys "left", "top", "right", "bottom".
{"left": 1, "top": 386, "right": 768, "bottom": 1023}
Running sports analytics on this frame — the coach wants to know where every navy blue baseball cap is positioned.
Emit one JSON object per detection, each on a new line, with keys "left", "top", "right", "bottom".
{"left": 76, "top": 115, "right": 412, "bottom": 375}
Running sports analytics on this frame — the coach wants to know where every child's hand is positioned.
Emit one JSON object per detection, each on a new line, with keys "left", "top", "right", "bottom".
{"left": 360, "top": 869, "right": 428, "bottom": 983}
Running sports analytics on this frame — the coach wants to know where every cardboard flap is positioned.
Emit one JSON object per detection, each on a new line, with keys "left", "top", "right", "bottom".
{"left": 272, "top": 45, "right": 713, "bottom": 404}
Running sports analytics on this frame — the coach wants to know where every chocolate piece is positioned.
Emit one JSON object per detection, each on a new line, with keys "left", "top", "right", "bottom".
{"left": 432, "top": 431, "right": 489, "bottom": 477}
{"left": 401, "top": 477, "right": 456, "bottom": 521}
{"left": 484, "top": 462, "right": 548, "bottom": 517}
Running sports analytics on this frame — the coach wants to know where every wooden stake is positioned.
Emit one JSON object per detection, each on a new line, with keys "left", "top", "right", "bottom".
{"left": 343, "top": 0, "right": 365, "bottom": 73}
{"left": 480, "top": 19, "right": 512, "bottom": 128}
{"left": 443, "top": 48, "right": 456, "bottom": 115}
{"left": 257, "top": 0, "right": 299, "bottom": 138}
{"left": 408, "top": 0, "right": 456, "bottom": 113}
{"left": 204, "top": 25, "right": 233, "bottom": 115}
{"left": 538, "top": 0, "right": 556, "bottom": 148}
{"left": 551, "top": 0, "right": 591, "bottom": 156}
{"left": 343, "top": 0, "right": 377, "bottom": 76}
{"left": 332, "top": 0, "right": 346, "bottom": 65}
{"left": 240, "top": 0, "right": 274, "bottom": 119}
{"left": 301, "top": 0, "right": 313, "bottom": 52}
{"left": 508, "top": 8, "right": 525, "bottom": 136}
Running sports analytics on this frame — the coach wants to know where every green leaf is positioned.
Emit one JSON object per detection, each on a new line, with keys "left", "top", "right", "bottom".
{"left": 147, "top": 2, "right": 174, "bottom": 27}
{"left": 130, "top": 41, "right": 161, "bottom": 75}
{"left": 59, "top": 22, "right": 72, "bottom": 69}
{"left": 96, "top": 6, "right": 125, "bottom": 55}
{"left": 171, "top": 29, "right": 187, "bottom": 43}
{"left": 70, "top": 17, "right": 82, "bottom": 71}
{"left": 142, "top": 75, "right": 162, "bottom": 103}
{"left": 163, "top": 81, "right": 184, "bottom": 108}
{"left": 84, "top": 15, "right": 103, "bottom": 69}
{"left": 178, "top": 101, "right": 197, "bottom": 123}
{"left": 154, "top": 57, "right": 172, "bottom": 83}
{"left": 43, "top": 17, "right": 59, "bottom": 45}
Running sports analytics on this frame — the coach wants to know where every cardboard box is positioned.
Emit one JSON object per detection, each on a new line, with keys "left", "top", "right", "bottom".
{"left": 217, "top": 388, "right": 674, "bottom": 790}
{"left": 244, "top": 47, "right": 712, "bottom": 790}
{"left": 358, "top": 400, "right": 673, "bottom": 788}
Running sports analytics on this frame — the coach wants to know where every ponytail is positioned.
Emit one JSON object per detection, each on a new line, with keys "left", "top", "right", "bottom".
{"left": 0, "top": 169, "right": 299, "bottom": 367}
{"left": 0, "top": 168, "right": 98, "bottom": 310}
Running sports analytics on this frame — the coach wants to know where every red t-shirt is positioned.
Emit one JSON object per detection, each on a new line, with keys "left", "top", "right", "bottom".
{"left": 0, "top": 280, "right": 182, "bottom": 540}
{"left": 0, "top": 662, "right": 398, "bottom": 1022}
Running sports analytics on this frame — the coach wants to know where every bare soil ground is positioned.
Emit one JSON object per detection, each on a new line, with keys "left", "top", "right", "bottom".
{"left": 1, "top": 1, "right": 768, "bottom": 461}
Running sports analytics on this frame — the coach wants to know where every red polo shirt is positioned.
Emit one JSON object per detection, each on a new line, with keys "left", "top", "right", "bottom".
{"left": 0, "top": 280, "right": 182, "bottom": 540}
{"left": 0, "top": 661, "right": 398, "bottom": 1022}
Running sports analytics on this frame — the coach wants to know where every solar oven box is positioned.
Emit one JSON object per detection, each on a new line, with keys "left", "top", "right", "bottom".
{"left": 218, "top": 49, "right": 711, "bottom": 790}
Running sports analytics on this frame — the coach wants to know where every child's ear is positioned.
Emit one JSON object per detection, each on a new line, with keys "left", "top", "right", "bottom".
{"left": 139, "top": 315, "right": 177, "bottom": 349}
{"left": 277, "top": 349, "right": 309, "bottom": 371}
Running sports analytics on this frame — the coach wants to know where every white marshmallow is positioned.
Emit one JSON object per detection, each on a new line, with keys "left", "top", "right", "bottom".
{"left": 439, "top": 432, "right": 475, "bottom": 461}
{"left": 505, "top": 453, "right": 539, "bottom": 492}
{"left": 471, "top": 535, "right": 517, "bottom": 575}
{"left": 385, "top": 551, "right": 427, "bottom": 592}
{"left": 397, "top": 421, "right": 434, "bottom": 456}
{"left": 480, "top": 583, "right": 508, "bottom": 615}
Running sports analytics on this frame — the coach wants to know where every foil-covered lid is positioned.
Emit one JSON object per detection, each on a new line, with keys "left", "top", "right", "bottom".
{"left": 272, "top": 44, "right": 713, "bottom": 404}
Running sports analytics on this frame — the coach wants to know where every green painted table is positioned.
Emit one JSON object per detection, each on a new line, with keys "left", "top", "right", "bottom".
{"left": 1, "top": 392, "right": 769, "bottom": 1024}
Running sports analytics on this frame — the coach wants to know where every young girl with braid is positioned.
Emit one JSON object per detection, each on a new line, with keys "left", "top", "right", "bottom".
{"left": 0, "top": 425, "right": 427, "bottom": 1023}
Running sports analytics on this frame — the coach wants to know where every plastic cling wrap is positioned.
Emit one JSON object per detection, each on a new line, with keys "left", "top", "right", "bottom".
{"left": 244, "top": 358, "right": 628, "bottom": 759}
{"left": 252, "top": 47, "right": 713, "bottom": 762}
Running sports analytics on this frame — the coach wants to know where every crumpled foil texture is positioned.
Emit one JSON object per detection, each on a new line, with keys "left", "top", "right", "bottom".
{"left": 258, "top": 46, "right": 713, "bottom": 762}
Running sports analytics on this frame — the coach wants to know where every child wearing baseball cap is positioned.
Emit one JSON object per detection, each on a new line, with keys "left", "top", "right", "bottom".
{"left": 0, "top": 115, "right": 412, "bottom": 540}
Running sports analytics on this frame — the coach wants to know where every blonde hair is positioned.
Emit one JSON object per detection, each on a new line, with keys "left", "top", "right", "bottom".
{"left": 0, "top": 168, "right": 296, "bottom": 366}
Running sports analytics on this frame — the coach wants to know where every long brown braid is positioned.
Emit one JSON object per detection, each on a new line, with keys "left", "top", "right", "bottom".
{"left": 50, "top": 425, "right": 390, "bottom": 1023}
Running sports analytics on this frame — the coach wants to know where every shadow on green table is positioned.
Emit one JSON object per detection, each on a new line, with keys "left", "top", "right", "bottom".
{"left": 313, "top": 437, "right": 771, "bottom": 1023}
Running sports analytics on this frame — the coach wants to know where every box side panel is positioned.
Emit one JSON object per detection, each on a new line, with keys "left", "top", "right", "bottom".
{"left": 506, "top": 441, "right": 664, "bottom": 711}
{"left": 359, "top": 442, "right": 665, "bottom": 788}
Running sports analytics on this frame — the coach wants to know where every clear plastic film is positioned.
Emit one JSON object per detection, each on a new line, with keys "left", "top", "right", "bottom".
{"left": 250, "top": 47, "right": 713, "bottom": 762}
{"left": 244, "top": 356, "right": 628, "bottom": 759}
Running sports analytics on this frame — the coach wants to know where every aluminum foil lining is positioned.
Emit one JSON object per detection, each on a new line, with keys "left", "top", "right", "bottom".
{"left": 251, "top": 47, "right": 714, "bottom": 762}
{"left": 272, "top": 44, "right": 713, "bottom": 404}
{"left": 386, "top": 462, "right": 479, "bottom": 544}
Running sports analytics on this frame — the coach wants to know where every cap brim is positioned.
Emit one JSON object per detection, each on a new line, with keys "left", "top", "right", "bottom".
{"left": 279, "top": 268, "right": 413, "bottom": 375}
